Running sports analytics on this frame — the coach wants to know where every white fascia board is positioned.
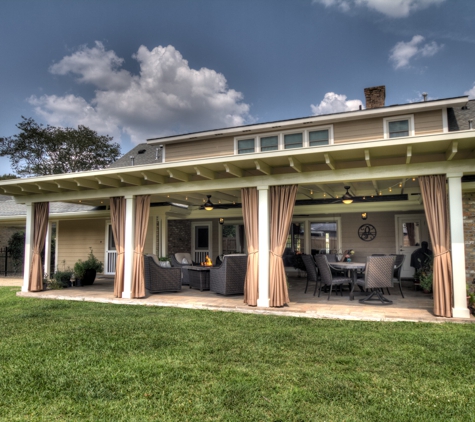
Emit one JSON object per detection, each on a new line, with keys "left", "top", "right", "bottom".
{"left": 0, "top": 210, "right": 110, "bottom": 223}
{"left": 147, "top": 97, "right": 469, "bottom": 145}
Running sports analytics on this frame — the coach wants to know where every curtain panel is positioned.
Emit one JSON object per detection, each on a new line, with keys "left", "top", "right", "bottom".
{"left": 269, "top": 185, "right": 298, "bottom": 307}
{"left": 110, "top": 197, "right": 126, "bottom": 298}
{"left": 132, "top": 195, "right": 151, "bottom": 298}
{"left": 241, "top": 187, "right": 259, "bottom": 306}
{"left": 28, "top": 202, "right": 49, "bottom": 292}
{"left": 419, "top": 175, "right": 453, "bottom": 317}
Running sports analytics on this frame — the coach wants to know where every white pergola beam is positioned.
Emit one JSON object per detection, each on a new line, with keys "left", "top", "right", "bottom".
{"left": 288, "top": 157, "right": 302, "bottom": 173}
{"left": 167, "top": 169, "right": 189, "bottom": 182}
{"left": 324, "top": 153, "right": 336, "bottom": 170}
{"left": 19, "top": 185, "right": 41, "bottom": 194}
{"left": 35, "top": 182, "right": 61, "bottom": 193}
{"left": 194, "top": 166, "right": 215, "bottom": 180}
{"left": 406, "top": 146, "right": 412, "bottom": 164}
{"left": 141, "top": 171, "right": 165, "bottom": 184}
{"left": 372, "top": 180, "right": 380, "bottom": 195}
{"left": 224, "top": 163, "right": 243, "bottom": 178}
{"left": 55, "top": 180, "right": 80, "bottom": 191}
{"left": 364, "top": 150, "right": 371, "bottom": 167}
{"left": 118, "top": 174, "right": 143, "bottom": 186}
{"left": 74, "top": 178, "right": 100, "bottom": 189}
{"left": 95, "top": 176, "right": 121, "bottom": 188}
{"left": 254, "top": 160, "right": 272, "bottom": 175}
{"left": 445, "top": 141, "right": 458, "bottom": 161}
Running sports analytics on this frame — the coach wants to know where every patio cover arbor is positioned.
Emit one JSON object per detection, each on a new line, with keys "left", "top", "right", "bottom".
{"left": 1, "top": 128, "right": 474, "bottom": 317}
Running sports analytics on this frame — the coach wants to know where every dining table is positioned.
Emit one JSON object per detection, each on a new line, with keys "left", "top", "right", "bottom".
{"left": 328, "top": 261, "right": 366, "bottom": 300}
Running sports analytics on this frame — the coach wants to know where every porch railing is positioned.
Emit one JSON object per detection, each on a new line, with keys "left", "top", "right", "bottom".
{"left": 194, "top": 251, "right": 209, "bottom": 263}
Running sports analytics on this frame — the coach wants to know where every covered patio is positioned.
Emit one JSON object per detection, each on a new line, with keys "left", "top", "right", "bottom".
{"left": 15, "top": 275, "right": 473, "bottom": 323}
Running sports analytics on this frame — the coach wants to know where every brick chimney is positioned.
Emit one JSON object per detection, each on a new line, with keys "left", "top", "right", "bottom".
{"left": 364, "top": 85, "right": 386, "bottom": 109}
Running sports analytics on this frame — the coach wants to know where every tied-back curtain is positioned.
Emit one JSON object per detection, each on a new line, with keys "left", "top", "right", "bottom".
{"left": 269, "top": 185, "right": 298, "bottom": 307}
{"left": 28, "top": 202, "right": 49, "bottom": 292}
{"left": 241, "top": 187, "right": 259, "bottom": 306}
{"left": 110, "top": 197, "right": 126, "bottom": 298}
{"left": 132, "top": 195, "right": 151, "bottom": 298}
{"left": 419, "top": 175, "right": 452, "bottom": 317}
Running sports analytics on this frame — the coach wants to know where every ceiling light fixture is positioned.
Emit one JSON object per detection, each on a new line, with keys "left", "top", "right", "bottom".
{"left": 204, "top": 195, "right": 214, "bottom": 211}
{"left": 342, "top": 186, "right": 353, "bottom": 205}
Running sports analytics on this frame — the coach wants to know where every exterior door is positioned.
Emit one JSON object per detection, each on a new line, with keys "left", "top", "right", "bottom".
{"left": 395, "top": 215, "right": 429, "bottom": 278}
{"left": 192, "top": 222, "right": 212, "bottom": 263}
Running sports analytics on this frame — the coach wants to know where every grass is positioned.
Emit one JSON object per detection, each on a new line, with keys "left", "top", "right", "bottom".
{"left": 0, "top": 287, "right": 474, "bottom": 421}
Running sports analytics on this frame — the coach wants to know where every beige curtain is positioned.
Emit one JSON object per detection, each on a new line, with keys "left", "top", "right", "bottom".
{"left": 269, "top": 185, "right": 298, "bottom": 307}
{"left": 131, "top": 195, "right": 151, "bottom": 298}
{"left": 419, "top": 175, "right": 452, "bottom": 317}
{"left": 28, "top": 202, "right": 49, "bottom": 292}
{"left": 241, "top": 187, "right": 259, "bottom": 306}
{"left": 110, "top": 197, "right": 126, "bottom": 298}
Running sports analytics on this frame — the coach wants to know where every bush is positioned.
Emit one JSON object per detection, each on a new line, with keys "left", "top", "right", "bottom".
{"left": 73, "top": 248, "right": 104, "bottom": 279}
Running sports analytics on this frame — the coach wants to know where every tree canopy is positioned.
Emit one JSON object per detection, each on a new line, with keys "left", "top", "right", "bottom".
{"left": 0, "top": 117, "right": 121, "bottom": 177}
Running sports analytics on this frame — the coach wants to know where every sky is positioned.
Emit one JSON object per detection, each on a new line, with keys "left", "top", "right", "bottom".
{"left": 1, "top": 0, "right": 475, "bottom": 175}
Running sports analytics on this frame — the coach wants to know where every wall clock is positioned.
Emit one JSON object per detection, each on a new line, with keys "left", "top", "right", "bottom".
{"left": 358, "top": 224, "right": 377, "bottom": 241}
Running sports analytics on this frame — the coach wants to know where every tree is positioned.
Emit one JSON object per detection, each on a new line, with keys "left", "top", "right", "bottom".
{"left": 0, "top": 117, "right": 121, "bottom": 176}
{"left": 0, "top": 174, "right": 18, "bottom": 180}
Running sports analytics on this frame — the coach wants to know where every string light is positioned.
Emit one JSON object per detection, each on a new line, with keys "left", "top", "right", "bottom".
{"left": 310, "top": 190, "right": 313, "bottom": 195}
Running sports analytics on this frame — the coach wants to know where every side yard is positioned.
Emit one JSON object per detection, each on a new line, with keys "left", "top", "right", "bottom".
{"left": 0, "top": 287, "right": 474, "bottom": 421}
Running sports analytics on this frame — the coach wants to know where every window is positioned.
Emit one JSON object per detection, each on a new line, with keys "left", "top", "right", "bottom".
{"left": 237, "top": 138, "right": 255, "bottom": 154}
{"left": 309, "top": 129, "right": 329, "bottom": 146}
{"left": 384, "top": 115, "right": 414, "bottom": 139}
{"left": 310, "top": 221, "right": 338, "bottom": 254}
{"left": 284, "top": 133, "right": 302, "bottom": 149}
{"left": 260, "top": 135, "right": 278, "bottom": 152}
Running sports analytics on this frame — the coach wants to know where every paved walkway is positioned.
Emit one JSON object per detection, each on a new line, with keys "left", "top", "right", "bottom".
{"left": 12, "top": 276, "right": 474, "bottom": 324}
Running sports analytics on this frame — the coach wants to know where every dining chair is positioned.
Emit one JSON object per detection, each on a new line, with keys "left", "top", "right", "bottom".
{"left": 390, "top": 254, "right": 406, "bottom": 298}
{"left": 359, "top": 255, "right": 396, "bottom": 305}
{"left": 371, "top": 254, "right": 389, "bottom": 294}
{"left": 314, "top": 255, "right": 352, "bottom": 300}
{"left": 301, "top": 254, "right": 318, "bottom": 294}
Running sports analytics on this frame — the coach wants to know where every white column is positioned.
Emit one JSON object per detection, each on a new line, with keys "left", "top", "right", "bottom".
{"left": 152, "top": 216, "right": 157, "bottom": 256}
{"left": 22, "top": 203, "right": 34, "bottom": 292}
{"left": 161, "top": 216, "right": 168, "bottom": 258}
{"left": 44, "top": 221, "right": 52, "bottom": 276}
{"left": 218, "top": 222, "right": 223, "bottom": 256}
{"left": 122, "top": 195, "right": 135, "bottom": 299}
{"left": 447, "top": 175, "right": 470, "bottom": 318}
{"left": 257, "top": 186, "right": 270, "bottom": 307}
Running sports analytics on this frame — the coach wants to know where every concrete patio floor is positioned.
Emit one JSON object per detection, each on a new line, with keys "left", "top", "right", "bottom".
{"left": 9, "top": 275, "right": 474, "bottom": 323}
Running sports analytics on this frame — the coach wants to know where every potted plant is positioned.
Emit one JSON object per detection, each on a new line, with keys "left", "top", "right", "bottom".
{"left": 73, "top": 248, "right": 104, "bottom": 286}
{"left": 53, "top": 260, "right": 74, "bottom": 287}
{"left": 417, "top": 254, "right": 433, "bottom": 293}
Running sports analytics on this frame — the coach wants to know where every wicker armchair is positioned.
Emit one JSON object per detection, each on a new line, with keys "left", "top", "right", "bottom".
{"left": 169, "top": 253, "right": 196, "bottom": 285}
{"left": 209, "top": 254, "right": 248, "bottom": 295}
{"left": 144, "top": 255, "right": 182, "bottom": 293}
{"left": 390, "top": 254, "right": 406, "bottom": 298}
{"left": 314, "top": 255, "right": 353, "bottom": 300}
{"left": 359, "top": 255, "right": 396, "bottom": 305}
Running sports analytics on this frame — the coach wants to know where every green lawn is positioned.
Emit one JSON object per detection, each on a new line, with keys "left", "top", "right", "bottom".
{"left": 0, "top": 287, "right": 474, "bottom": 421}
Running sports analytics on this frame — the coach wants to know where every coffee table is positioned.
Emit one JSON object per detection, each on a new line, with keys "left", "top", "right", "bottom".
{"left": 186, "top": 267, "right": 211, "bottom": 291}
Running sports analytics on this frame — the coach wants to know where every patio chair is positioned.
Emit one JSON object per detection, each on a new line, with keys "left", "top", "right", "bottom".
{"left": 359, "top": 255, "right": 396, "bottom": 305}
{"left": 169, "top": 252, "right": 196, "bottom": 285}
{"left": 144, "top": 255, "right": 182, "bottom": 293}
{"left": 209, "top": 254, "right": 248, "bottom": 295}
{"left": 301, "top": 254, "right": 318, "bottom": 294}
{"left": 314, "top": 255, "right": 353, "bottom": 300}
{"left": 390, "top": 254, "right": 406, "bottom": 298}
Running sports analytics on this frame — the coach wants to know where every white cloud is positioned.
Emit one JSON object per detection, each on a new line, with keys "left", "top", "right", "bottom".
{"left": 311, "top": 92, "right": 363, "bottom": 115}
{"left": 389, "top": 35, "right": 443, "bottom": 69}
{"left": 29, "top": 43, "right": 252, "bottom": 144}
{"left": 464, "top": 84, "right": 475, "bottom": 100}
{"left": 313, "top": 0, "right": 446, "bottom": 18}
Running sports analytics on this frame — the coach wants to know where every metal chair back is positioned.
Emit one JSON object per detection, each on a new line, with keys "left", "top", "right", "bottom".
{"left": 302, "top": 255, "right": 318, "bottom": 282}
{"left": 314, "top": 254, "right": 333, "bottom": 284}
{"left": 364, "top": 255, "right": 396, "bottom": 289}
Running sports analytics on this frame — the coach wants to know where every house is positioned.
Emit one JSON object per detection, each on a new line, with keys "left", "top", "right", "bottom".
{"left": 0, "top": 86, "right": 474, "bottom": 318}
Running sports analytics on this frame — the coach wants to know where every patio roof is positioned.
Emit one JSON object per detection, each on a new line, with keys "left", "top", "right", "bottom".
{"left": 0, "top": 128, "right": 474, "bottom": 211}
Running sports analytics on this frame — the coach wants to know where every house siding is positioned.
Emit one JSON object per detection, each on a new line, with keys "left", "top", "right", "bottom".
{"left": 463, "top": 192, "right": 475, "bottom": 287}
{"left": 166, "top": 137, "right": 234, "bottom": 162}
{"left": 414, "top": 110, "right": 443, "bottom": 135}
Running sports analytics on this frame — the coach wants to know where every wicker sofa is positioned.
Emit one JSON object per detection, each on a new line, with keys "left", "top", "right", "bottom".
{"left": 209, "top": 254, "right": 248, "bottom": 296}
{"left": 169, "top": 252, "right": 196, "bottom": 285}
{"left": 144, "top": 254, "right": 182, "bottom": 293}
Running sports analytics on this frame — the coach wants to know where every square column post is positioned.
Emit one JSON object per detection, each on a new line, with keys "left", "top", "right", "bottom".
{"left": 22, "top": 203, "right": 34, "bottom": 292}
{"left": 257, "top": 186, "right": 270, "bottom": 307}
{"left": 161, "top": 216, "right": 168, "bottom": 258}
{"left": 122, "top": 195, "right": 135, "bottom": 299}
{"left": 447, "top": 174, "right": 470, "bottom": 318}
{"left": 44, "top": 221, "right": 52, "bottom": 276}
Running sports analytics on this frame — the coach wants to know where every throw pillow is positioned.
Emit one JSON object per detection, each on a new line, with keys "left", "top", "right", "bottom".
{"left": 181, "top": 257, "right": 189, "bottom": 264}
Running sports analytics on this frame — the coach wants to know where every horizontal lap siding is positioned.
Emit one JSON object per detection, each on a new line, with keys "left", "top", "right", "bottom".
{"left": 57, "top": 219, "right": 106, "bottom": 272}
{"left": 166, "top": 137, "right": 234, "bottom": 162}
{"left": 414, "top": 110, "right": 443, "bottom": 135}
{"left": 333, "top": 118, "right": 383, "bottom": 144}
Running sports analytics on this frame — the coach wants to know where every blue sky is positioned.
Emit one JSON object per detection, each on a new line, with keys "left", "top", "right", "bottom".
{"left": 1, "top": 0, "right": 474, "bottom": 175}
